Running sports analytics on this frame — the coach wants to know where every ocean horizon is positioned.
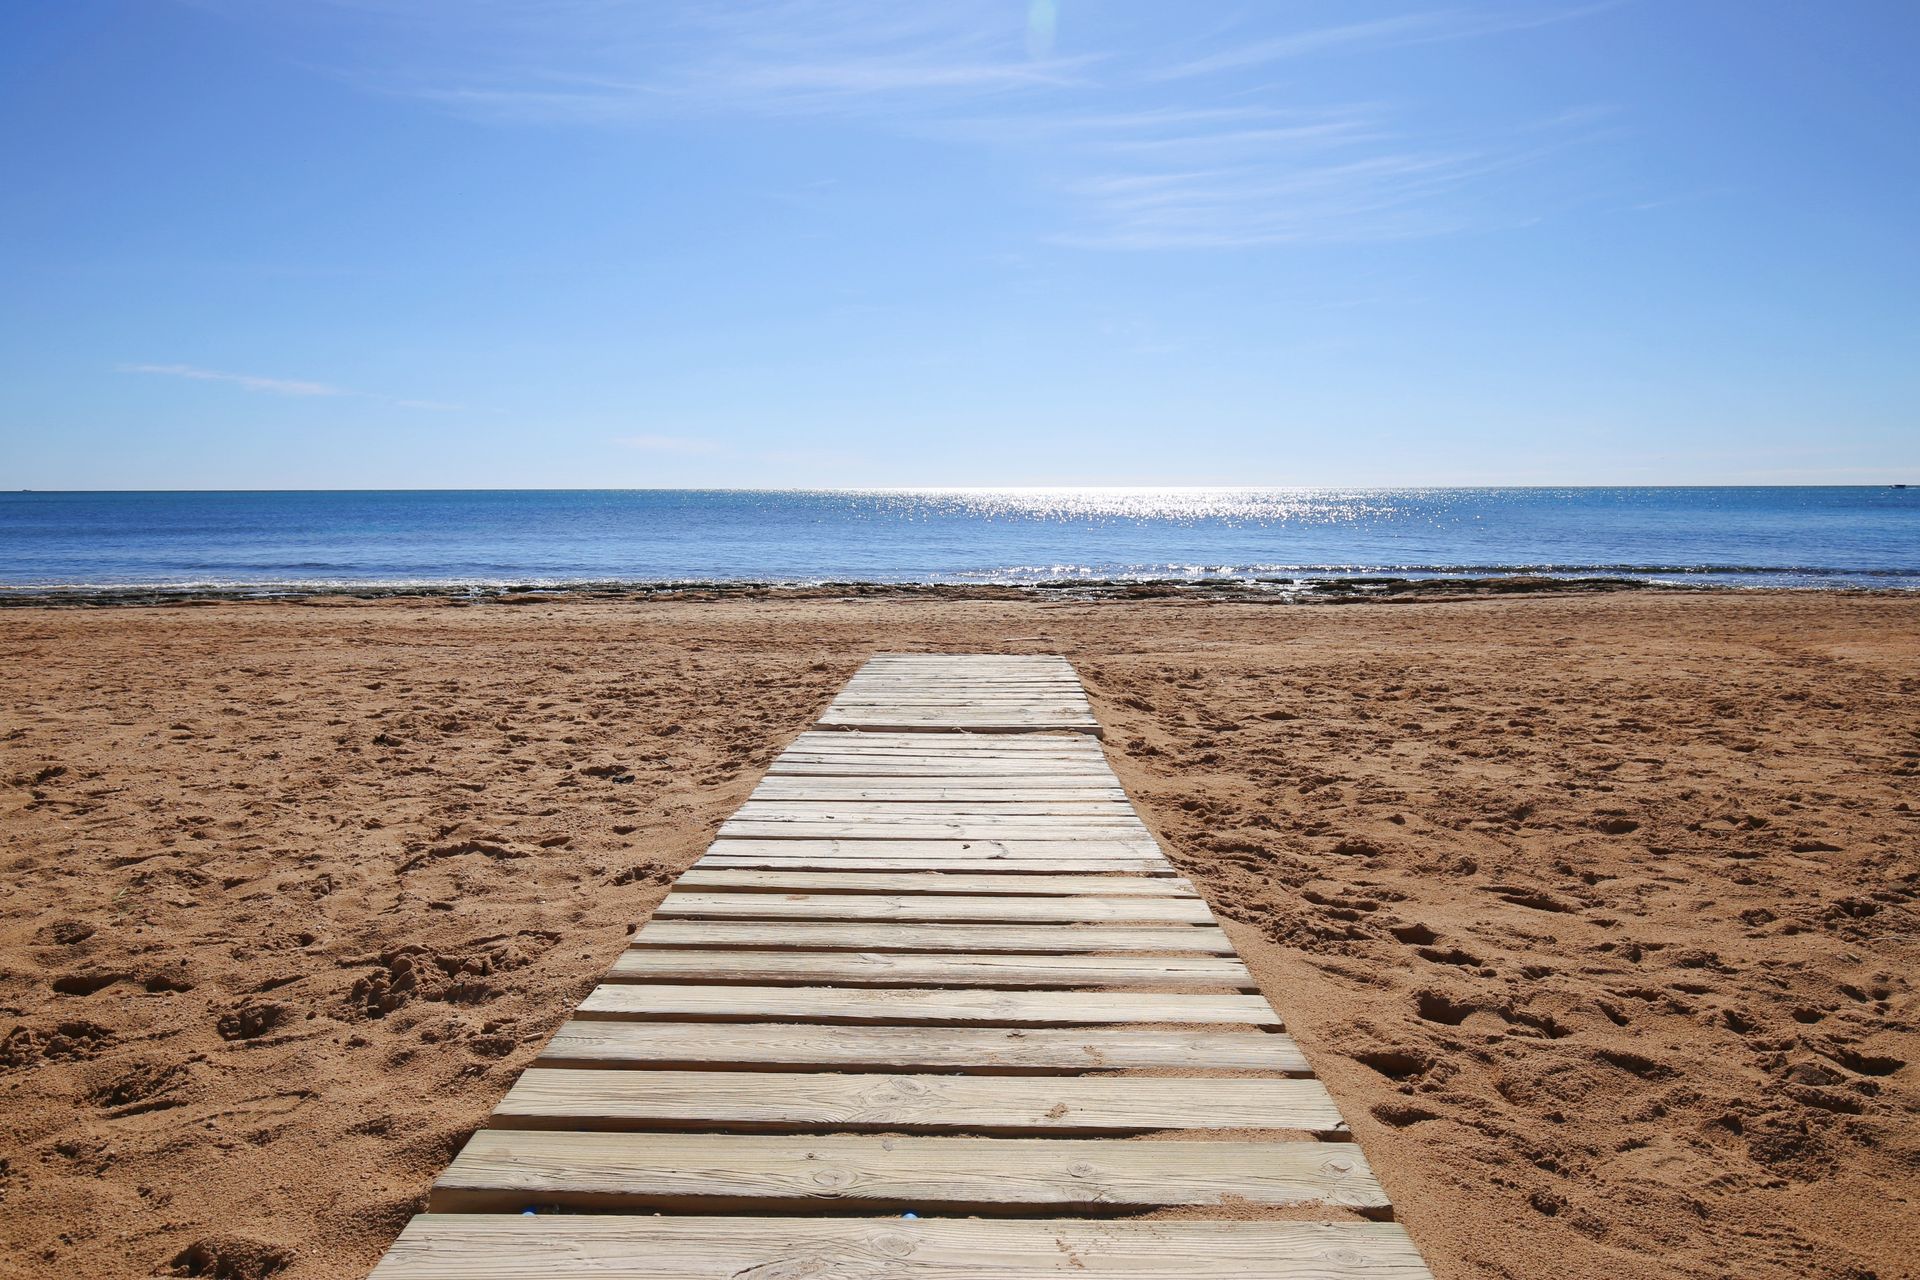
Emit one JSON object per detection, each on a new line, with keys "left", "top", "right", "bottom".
{"left": 2, "top": 486, "right": 1915, "bottom": 595}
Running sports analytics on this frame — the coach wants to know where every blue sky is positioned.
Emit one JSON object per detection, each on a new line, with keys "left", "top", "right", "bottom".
{"left": 1, "top": 0, "right": 1915, "bottom": 488}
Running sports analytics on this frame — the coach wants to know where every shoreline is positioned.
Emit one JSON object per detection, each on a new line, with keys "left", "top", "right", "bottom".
{"left": 0, "top": 574, "right": 1754, "bottom": 608}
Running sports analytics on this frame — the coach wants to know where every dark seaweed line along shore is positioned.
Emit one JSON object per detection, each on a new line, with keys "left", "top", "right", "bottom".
{"left": 0, "top": 575, "right": 1688, "bottom": 608}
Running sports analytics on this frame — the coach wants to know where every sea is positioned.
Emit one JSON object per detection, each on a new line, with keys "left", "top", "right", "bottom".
{"left": 0, "top": 488, "right": 1915, "bottom": 595}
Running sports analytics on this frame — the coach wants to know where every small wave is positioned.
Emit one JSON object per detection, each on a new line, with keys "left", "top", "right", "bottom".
{"left": 953, "top": 562, "right": 1920, "bottom": 582}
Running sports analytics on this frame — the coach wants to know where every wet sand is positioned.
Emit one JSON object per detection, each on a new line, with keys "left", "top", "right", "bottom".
{"left": 1, "top": 591, "right": 1915, "bottom": 1280}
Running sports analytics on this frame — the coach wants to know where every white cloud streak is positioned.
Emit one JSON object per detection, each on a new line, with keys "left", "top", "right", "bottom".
{"left": 119, "top": 363, "right": 346, "bottom": 397}
{"left": 120, "top": 362, "right": 464, "bottom": 410}
{"left": 1151, "top": 4, "right": 1621, "bottom": 80}
{"left": 237, "top": 0, "right": 1625, "bottom": 251}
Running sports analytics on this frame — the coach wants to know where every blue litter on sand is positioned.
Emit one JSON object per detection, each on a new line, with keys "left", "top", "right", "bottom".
{"left": 902, "top": 1212, "right": 918, "bottom": 1220}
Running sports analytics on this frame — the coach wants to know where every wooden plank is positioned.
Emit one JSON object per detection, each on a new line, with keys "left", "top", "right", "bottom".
{"left": 828, "top": 687, "right": 1083, "bottom": 694}
{"left": 815, "top": 687, "right": 1090, "bottom": 694}
{"left": 837, "top": 677, "right": 1082, "bottom": 683}
{"left": 826, "top": 698, "right": 1088, "bottom": 705}
{"left": 779, "top": 742, "right": 1105, "bottom": 756}
{"left": 630, "top": 920, "right": 1235, "bottom": 954}
{"left": 758, "top": 767, "right": 1117, "bottom": 778}
{"left": 765, "top": 771, "right": 1115, "bottom": 784}
{"left": 733, "top": 802, "right": 1141, "bottom": 817}
{"left": 860, "top": 659, "right": 1073, "bottom": 667}
{"left": 787, "top": 729, "right": 1100, "bottom": 739}
{"left": 720, "top": 823, "right": 1154, "bottom": 841}
{"left": 818, "top": 711, "right": 1095, "bottom": 720}
{"left": 751, "top": 785, "right": 1128, "bottom": 802}
{"left": 822, "top": 704, "right": 1095, "bottom": 710}
{"left": 696, "top": 855, "right": 1175, "bottom": 875}
{"left": 776, "top": 753, "right": 1106, "bottom": 764}
{"left": 817, "top": 721, "right": 1103, "bottom": 737}
{"left": 537, "top": 1021, "right": 1311, "bottom": 1074}
{"left": 708, "top": 846, "right": 1162, "bottom": 866}
{"left": 575, "top": 984, "right": 1279, "bottom": 1027}
{"left": 835, "top": 688, "right": 1085, "bottom": 696}
{"left": 653, "top": 893, "right": 1214, "bottom": 924}
{"left": 674, "top": 869, "right": 1194, "bottom": 897}
{"left": 843, "top": 673, "right": 1081, "bottom": 679}
{"left": 829, "top": 704, "right": 1088, "bottom": 710}
{"left": 769, "top": 759, "right": 1111, "bottom": 773}
{"left": 491, "top": 1069, "right": 1344, "bottom": 1135}
{"left": 768, "top": 767, "right": 1113, "bottom": 775}
{"left": 730, "top": 806, "right": 1145, "bottom": 818}
{"left": 822, "top": 698, "right": 1089, "bottom": 705}
{"left": 372, "top": 1217, "right": 1431, "bottom": 1280}
{"left": 428, "top": 1133, "right": 1378, "bottom": 1215}
{"left": 776, "top": 744, "right": 1105, "bottom": 755}
{"left": 606, "top": 950, "right": 1253, "bottom": 989}
{"left": 707, "top": 838, "right": 1166, "bottom": 859}
{"left": 756, "top": 775, "right": 1122, "bottom": 788}
{"left": 774, "top": 751, "right": 1108, "bottom": 765}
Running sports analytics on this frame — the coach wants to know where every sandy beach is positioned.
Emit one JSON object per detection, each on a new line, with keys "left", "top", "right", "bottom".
{"left": 1, "top": 589, "right": 1915, "bottom": 1280}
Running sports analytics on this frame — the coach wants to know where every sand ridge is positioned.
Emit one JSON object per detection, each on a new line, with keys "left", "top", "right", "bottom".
{"left": 0, "top": 591, "right": 1915, "bottom": 1279}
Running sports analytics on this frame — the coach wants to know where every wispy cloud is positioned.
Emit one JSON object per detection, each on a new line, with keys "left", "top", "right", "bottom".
{"left": 1050, "top": 114, "right": 1606, "bottom": 249}
{"left": 352, "top": 0, "right": 1096, "bottom": 124}
{"left": 119, "top": 362, "right": 345, "bottom": 397}
{"left": 229, "top": 0, "right": 1626, "bottom": 251}
{"left": 121, "top": 362, "right": 466, "bottom": 411}
{"left": 1153, "top": 4, "right": 1624, "bottom": 80}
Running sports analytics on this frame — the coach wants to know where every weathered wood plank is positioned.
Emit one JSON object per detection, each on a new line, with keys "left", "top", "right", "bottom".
{"left": 696, "top": 855, "right": 1175, "bottom": 874}
{"left": 786, "top": 730, "right": 1101, "bottom": 740}
{"left": 606, "top": 949, "right": 1252, "bottom": 989}
{"left": 537, "top": 1021, "right": 1310, "bottom": 1073}
{"left": 575, "top": 984, "right": 1279, "bottom": 1027}
{"left": 774, "top": 751, "right": 1108, "bottom": 765}
{"left": 756, "top": 773, "right": 1121, "bottom": 786}
{"left": 834, "top": 689, "right": 1086, "bottom": 697}
{"left": 372, "top": 1217, "right": 1431, "bottom": 1280}
{"left": 674, "top": 869, "right": 1194, "bottom": 897}
{"left": 630, "top": 920, "right": 1235, "bottom": 954}
{"left": 779, "top": 742, "right": 1106, "bottom": 756}
{"left": 817, "top": 720, "right": 1103, "bottom": 737}
{"left": 768, "top": 766, "right": 1114, "bottom": 780}
{"left": 733, "top": 801, "right": 1142, "bottom": 817}
{"left": 751, "top": 785, "right": 1128, "bottom": 802}
{"left": 430, "top": 1132, "right": 1377, "bottom": 1215}
{"left": 826, "top": 698, "right": 1089, "bottom": 705}
{"left": 491, "top": 1069, "right": 1344, "bottom": 1134}
{"left": 654, "top": 892, "right": 1213, "bottom": 924}
{"left": 768, "top": 765, "right": 1113, "bottom": 778}
{"left": 707, "top": 838, "right": 1166, "bottom": 859}
{"left": 818, "top": 709, "right": 1094, "bottom": 717}
{"left": 720, "top": 823, "right": 1154, "bottom": 841}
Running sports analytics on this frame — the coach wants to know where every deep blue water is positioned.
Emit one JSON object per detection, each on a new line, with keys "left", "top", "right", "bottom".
{"left": 0, "top": 488, "right": 1915, "bottom": 593}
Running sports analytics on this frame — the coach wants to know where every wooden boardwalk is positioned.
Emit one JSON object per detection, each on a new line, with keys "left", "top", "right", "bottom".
{"left": 368, "top": 655, "right": 1434, "bottom": 1278}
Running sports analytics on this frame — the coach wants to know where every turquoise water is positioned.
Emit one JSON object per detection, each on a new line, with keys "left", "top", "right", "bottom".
{"left": 0, "top": 488, "right": 1915, "bottom": 593}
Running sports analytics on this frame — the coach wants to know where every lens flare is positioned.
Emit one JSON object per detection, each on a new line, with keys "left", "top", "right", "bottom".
{"left": 1026, "top": 0, "right": 1057, "bottom": 59}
